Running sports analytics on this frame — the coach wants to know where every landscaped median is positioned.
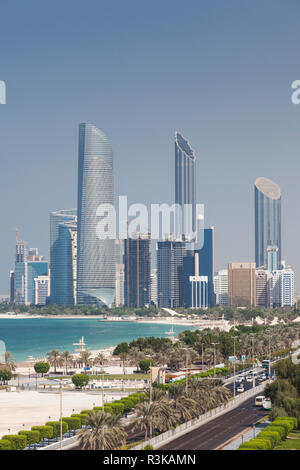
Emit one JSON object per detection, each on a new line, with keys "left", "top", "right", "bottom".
{"left": 0, "top": 392, "right": 146, "bottom": 450}
{"left": 238, "top": 417, "right": 299, "bottom": 450}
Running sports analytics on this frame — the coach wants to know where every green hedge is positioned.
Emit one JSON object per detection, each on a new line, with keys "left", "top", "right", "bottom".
{"left": 62, "top": 417, "right": 81, "bottom": 431}
{"left": 257, "top": 430, "right": 281, "bottom": 447}
{"left": 120, "top": 398, "right": 135, "bottom": 413}
{"left": 71, "top": 414, "right": 89, "bottom": 425}
{"left": 267, "top": 425, "right": 287, "bottom": 440}
{"left": 31, "top": 425, "right": 53, "bottom": 440}
{"left": 45, "top": 421, "right": 68, "bottom": 437}
{"left": 273, "top": 418, "right": 296, "bottom": 433}
{"left": 110, "top": 402, "right": 125, "bottom": 415}
{"left": 239, "top": 438, "right": 272, "bottom": 450}
{"left": 0, "top": 439, "right": 13, "bottom": 450}
{"left": 80, "top": 409, "right": 93, "bottom": 415}
{"left": 1, "top": 434, "right": 27, "bottom": 450}
{"left": 18, "top": 430, "right": 41, "bottom": 445}
{"left": 103, "top": 404, "right": 113, "bottom": 414}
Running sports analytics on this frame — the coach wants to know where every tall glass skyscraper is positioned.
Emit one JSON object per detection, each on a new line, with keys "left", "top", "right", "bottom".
{"left": 50, "top": 209, "right": 77, "bottom": 305}
{"left": 175, "top": 131, "right": 196, "bottom": 240}
{"left": 77, "top": 122, "right": 115, "bottom": 306}
{"left": 254, "top": 177, "right": 281, "bottom": 269}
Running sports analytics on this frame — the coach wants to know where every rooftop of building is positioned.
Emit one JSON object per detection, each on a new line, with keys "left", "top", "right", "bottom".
{"left": 255, "top": 177, "right": 281, "bottom": 200}
{"left": 175, "top": 131, "right": 196, "bottom": 161}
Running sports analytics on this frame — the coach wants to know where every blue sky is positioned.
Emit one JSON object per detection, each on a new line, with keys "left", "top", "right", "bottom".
{"left": 0, "top": 0, "right": 300, "bottom": 293}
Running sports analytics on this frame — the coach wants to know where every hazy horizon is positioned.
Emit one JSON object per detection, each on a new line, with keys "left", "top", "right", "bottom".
{"left": 1, "top": 1, "right": 300, "bottom": 294}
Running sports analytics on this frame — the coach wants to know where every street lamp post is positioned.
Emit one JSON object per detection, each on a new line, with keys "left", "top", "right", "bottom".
{"left": 52, "top": 379, "right": 64, "bottom": 449}
{"left": 211, "top": 343, "right": 219, "bottom": 377}
{"left": 251, "top": 335, "right": 255, "bottom": 389}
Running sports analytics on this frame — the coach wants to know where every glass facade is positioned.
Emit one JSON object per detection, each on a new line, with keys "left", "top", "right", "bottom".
{"left": 77, "top": 122, "right": 115, "bottom": 306}
{"left": 255, "top": 177, "right": 281, "bottom": 269}
{"left": 50, "top": 209, "right": 77, "bottom": 305}
{"left": 27, "top": 261, "right": 49, "bottom": 304}
{"left": 157, "top": 240, "right": 186, "bottom": 307}
{"left": 175, "top": 132, "right": 196, "bottom": 240}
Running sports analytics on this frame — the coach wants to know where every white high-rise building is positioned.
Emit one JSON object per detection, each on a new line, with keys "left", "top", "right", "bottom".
{"left": 34, "top": 276, "right": 50, "bottom": 305}
{"left": 269, "top": 268, "right": 295, "bottom": 307}
{"left": 213, "top": 269, "right": 229, "bottom": 306}
{"left": 150, "top": 269, "right": 158, "bottom": 306}
{"left": 115, "top": 264, "right": 124, "bottom": 307}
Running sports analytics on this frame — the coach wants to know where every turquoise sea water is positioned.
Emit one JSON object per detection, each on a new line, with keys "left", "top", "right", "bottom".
{"left": 0, "top": 318, "right": 195, "bottom": 361}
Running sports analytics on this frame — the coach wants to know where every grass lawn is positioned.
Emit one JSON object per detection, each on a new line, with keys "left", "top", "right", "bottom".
{"left": 47, "top": 374, "right": 149, "bottom": 381}
{"left": 276, "top": 431, "right": 300, "bottom": 450}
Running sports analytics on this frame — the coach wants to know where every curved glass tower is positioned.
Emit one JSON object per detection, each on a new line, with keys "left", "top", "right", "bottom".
{"left": 255, "top": 177, "right": 281, "bottom": 269}
{"left": 77, "top": 122, "right": 115, "bottom": 306}
{"left": 175, "top": 131, "right": 196, "bottom": 240}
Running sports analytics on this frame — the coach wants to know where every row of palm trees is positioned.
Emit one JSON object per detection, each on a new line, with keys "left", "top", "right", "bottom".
{"left": 77, "top": 378, "right": 231, "bottom": 449}
{"left": 46, "top": 350, "right": 108, "bottom": 374}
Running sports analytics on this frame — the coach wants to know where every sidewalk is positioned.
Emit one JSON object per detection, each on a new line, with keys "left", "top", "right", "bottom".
{"left": 221, "top": 420, "right": 270, "bottom": 450}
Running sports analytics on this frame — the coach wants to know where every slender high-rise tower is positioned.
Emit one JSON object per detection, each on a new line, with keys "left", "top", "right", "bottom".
{"left": 77, "top": 122, "right": 115, "bottom": 306}
{"left": 254, "top": 177, "right": 281, "bottom": 269}
{"left": 175, "top": 132, "right": 196, "bottom": 240}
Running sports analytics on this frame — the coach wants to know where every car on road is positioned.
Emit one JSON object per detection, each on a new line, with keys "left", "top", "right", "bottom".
{"left": 237, "top": 384, "right": 244, "bottom": 393}
{"left": 263, "top": 398, "right": 272, "bottom": 410}
{"left": 236, "top": 376, "right": 244, "bottom": 383}
{"left": 255, "top": 395, "right": 265, "bottom": 407}
{"left": 246, "top": 376, "right": 253, "bottom": 383}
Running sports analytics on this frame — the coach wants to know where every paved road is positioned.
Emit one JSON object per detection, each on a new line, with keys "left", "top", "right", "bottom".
{"left": 158, "top": 394, "right": 268, "bottom": 450}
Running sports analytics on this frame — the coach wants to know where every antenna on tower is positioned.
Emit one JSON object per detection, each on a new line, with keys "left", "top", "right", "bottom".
{"left": 15, "top": 228, "right": 19, "bottom": 243}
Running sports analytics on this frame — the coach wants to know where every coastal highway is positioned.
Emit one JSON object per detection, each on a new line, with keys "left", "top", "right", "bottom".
{"left": 158, "top": 394, "right": 268, "bottom": 450}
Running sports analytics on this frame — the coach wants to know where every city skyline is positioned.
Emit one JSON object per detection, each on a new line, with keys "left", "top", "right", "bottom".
{"left": 1, "top": 1, "right": 300, "bottom": 294}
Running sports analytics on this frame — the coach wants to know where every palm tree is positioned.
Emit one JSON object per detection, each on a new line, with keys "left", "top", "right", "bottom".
{"left": 128, "top": 347, "right": 145, "bottom": 371}
{"left": 93, "top": 353, "right": 108, "bottom": 371}
{"left": 131, "top": 401, "right": 162, "bottom": 441}
{"left": 78, "top": 351, "right": 93, "bottom": 373}
{"left": 77, "top": 411, "right": 127, "bottom": 450}
{"left": 2, "top": 351, "right": 16, "bottom": 372}
{"left": 168, "top": 384, "right": 197, "bottom": 422}
{"left": 60, "top": 351, "right": 73, "bottom": 375}
{"left": 47, "top": 350, "right": 61, "bottom": 374}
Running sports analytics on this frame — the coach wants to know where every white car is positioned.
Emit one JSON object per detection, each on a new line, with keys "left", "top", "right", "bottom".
{"left": 236, "top": 376, "right": 244, "bottom": 383}
{"left": 237, "top": 384, "right": 244, "bottom": 393}
{"left": 246, "top": 376, "right": 253, "bottom": 383}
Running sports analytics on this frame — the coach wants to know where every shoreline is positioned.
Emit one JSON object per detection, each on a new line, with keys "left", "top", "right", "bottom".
{"left": 0, "top": 313, "right": 229, "bottom": 326}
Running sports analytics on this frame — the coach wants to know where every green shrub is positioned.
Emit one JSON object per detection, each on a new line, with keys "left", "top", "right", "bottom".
{"left": 143, "top": 444, "right": 154, "bottom": 450}
{"left": 267, "top": 425, "right": 286, "bottom": 440}
{"left": 103, "top": 404, "right": 113, "bottom": 414}
{"left": 18, "top": 430, "right": 41, "bottom": 445}
{"left": 120, "top": 398, "right": 135, "bottom": 413}
{"left": 0, "top": 439, "right": 13, "bottom": 450}
{"left": 275, "top": 416, "right": 298, "bottom": 429}
{"left": 238, "top": 438, "right": 272, "bottom": 450}
{"left": 31, "top": 425, "right": 53, "bottom": 440}
{"left": 80, "top": 409, "right": 93, "bottom": 415}
{"left": 110, "top": 402, "right": 125, "bottom": 415}
{"left": 1, "top": 434, "right": 27, "bottom": 450}
{"left": 93, "top": 406, "right": 103, "bottom": 411}
{"left": 71, "top": 414, "right": 88, "bottom": 425}
{"left": 257, "top": 430, "right": 281, "bottom": 447}
{"left": 62, "top": 417, "right": 81, "bottom": 431}
{"left": 45, "top": 421, "right": 68, "bottom": 437}
{"left": 273, "top": 418, "right": 296, "bottom": 433}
